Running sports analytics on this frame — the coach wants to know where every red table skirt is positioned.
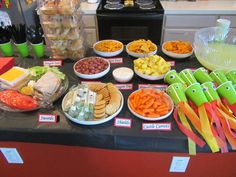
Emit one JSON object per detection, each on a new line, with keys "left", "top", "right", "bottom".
{"left": 0, "top": 142, "right": 236, "bottom": 177}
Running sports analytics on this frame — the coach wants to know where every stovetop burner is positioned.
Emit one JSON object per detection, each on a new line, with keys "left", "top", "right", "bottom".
{"left": 104, "top": 3, "right": 125, "bottom": 10}
{"left": 97, "top": 0, "right": 164, "bottom": 14}
{"left": 106, "top": 0, "right": 121, "bottom": 4}
{"left": 139, "top": 4, "right": 156, "bottom": 9}
{"left": 136, "top": 0, "right": 153, "bottom": 6}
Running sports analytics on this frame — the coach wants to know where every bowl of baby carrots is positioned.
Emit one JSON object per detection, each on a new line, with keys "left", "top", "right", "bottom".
{"left": 162, "top": 40, "right": 193, "bottom": 59}
{"left": 128, "top": 88, "right": 174, "bottom": 121}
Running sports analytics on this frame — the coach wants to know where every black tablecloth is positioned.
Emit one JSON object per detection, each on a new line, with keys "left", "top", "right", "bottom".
{"left": 0, "top": 48, "right": 216, "bottom": 153}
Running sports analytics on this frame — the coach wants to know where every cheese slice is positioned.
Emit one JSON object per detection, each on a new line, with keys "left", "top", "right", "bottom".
{"left": 0, "top": 67, "right": 29, "bottom": 87}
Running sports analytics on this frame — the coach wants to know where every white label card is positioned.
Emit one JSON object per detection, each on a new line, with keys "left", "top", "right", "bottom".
{"left": 114, "top": 118, "right": 132, "bottom": 128}
{"left": 169, "top": 156, "right": 190, "bottom": 173}
{"left": 138, "top": 84, "right": 168, "bottom": 90}
{"left": 38, "top": 114, "right": 57, "bottom": 123}
{"left": 106, "top": 58, "right": 123, "bottom": 64}
{"left": 43, "top": 60, "right": 62, "bottom": 67}
{"left": 168, "top": 61, "right": 176, "bottom": 67}
{"left": 0, "top": 148, "right": 24, "bottom": 164}
{"left": 142, "top": 123, "right": 171, "bottom": 131}
{"left": 115, "top": 84, "right": 133, "bottom": 90}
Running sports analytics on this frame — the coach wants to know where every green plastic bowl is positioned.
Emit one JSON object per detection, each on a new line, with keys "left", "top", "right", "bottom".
{"left": 194, "top": 27, "right": 236, "bottom": 73}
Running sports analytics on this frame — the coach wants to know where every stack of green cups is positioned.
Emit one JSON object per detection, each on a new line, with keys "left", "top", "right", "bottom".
{"left": 164, "top": 70, "right": 187, "bottom": 87}
{"left": 179, "top": 69, "right": 197, "bottom": 86}
{"left": 210, "top": 70, "right": 228, "bottom": 86}
{"left": 15, "top": 42, "right": 29, "bottom": 58}
{"left": 31, "top": 42, "right": 45, "bottom": 58}
{"left": 193, "top": 67, "right": 213, "bottom": 84}
{"left": 0, "top": 41, "right": 14, "bottom": 57}
{"left": 166, "top": 83, "right": 187, "bottom": 105}
{"left": 216, "top": 81, "right": 236, "bottom": 105}
{"left": 201, "top": 82, "right": 220, "bottom": 102}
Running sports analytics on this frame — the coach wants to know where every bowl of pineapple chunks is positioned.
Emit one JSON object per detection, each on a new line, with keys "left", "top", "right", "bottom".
{"left": 133, "top": 55, "right": 171, "bottom": 80}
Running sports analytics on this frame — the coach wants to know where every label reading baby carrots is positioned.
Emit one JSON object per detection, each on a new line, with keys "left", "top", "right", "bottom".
{"left": 142, "top": 123, "right": 171, "bottom": 131}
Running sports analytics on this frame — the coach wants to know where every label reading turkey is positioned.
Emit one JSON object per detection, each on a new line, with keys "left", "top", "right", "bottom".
{"left": 38, "top": 114, "right": 58, "bottom": 123}
{"left": 142, "top": 123, "right": 171, "bottom": 131}
{"left": 43, "top": 60, "right": 63, "bottom": 67}
{"left": 115, "top": 84, "right": 133, "bottom": 90}
{"left": 106, "top": 58, "right": 123, "bottom": 64}
{"left": 138, "top": 84, "right": 168, "bottom": 90}
{"left": 114, "top": 118, "right": 132, "bottom": 128}
{"left": 168, "top": 61, "right": 176, "bottom": 67}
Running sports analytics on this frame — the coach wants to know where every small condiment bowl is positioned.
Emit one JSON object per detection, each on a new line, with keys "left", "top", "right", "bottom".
{"left": 112, "top": 67, "right": 134, "bottom": 83}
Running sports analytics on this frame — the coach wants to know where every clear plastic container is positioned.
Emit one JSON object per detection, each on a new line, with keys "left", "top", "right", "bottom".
{"left": 40, "top": 8, "right": 82, "bottom": 28}
{"left": 194, "top": 27, "right": 236, "bottom": 72}
{"left": 38, "top": 0, "right": 80, "bottom": 15}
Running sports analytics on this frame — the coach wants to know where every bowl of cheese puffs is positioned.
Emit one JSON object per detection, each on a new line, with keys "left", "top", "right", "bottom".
{"left": 162, "top": 40, "right": 193, "bottom": 59}
{"left": 126, "top": 39, "right": 157, "bottom": 58}
{"left": 93, "top": 39, "right": 124, "bottom": 57}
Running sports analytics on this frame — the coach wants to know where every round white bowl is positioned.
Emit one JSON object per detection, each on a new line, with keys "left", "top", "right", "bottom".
{"left": 134, "top": 68, "right": 170, "bottom": 81}
{"left": 162, "top": 41, "right": 193, "bottom": 59}
{"left": 93, "top": 40, "right": 124, "bottom": 57}
{"left": 126, "top": 42, "right": 157, "bottom": 58}
{"left": 112, "top": 67, "right": 134, "bottom": 83}
{"left": 62, "top": 91, "right": 124, "bottom": 125}
{"left": 73, "top": 57, "right": 110, "bottom": 79}
{"left": 128, "top": 90, "right": 174, "bottom": 121}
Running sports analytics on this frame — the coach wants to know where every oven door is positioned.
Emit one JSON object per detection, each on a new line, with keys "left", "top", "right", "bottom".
{"left": 97, "top": 13, "right": 163, "bottom": 45}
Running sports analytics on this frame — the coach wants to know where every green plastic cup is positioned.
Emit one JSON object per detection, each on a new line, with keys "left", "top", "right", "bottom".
{"left": 185, "top": 83, "right": 208, "bottom": 106}
{"left": 226, "top": 70, "right": 236, "bottom": 85}
{"left": 15, "top": 42, "right": 29, "bottom": 58}
{"left": 0, "top": 41, "right": 14, "bottom": 57}
{"left": 164, "top": 70, "right": 186, "bottom": 86}
{"left": 31, "top": 42, "right": 45, "bottom": 58}
{"left": 201, "top": 82, "right": 220, "bottom": 102}
{"left": 193, "top": 67, "right": 213, "bottom": 84}
{"left": 217, "top": 81, "right": 236, "bottom": 105}
{"left": 210, "top": 70, "right": 228, "bottom": 85}
{"left": 179, "top": 69, "right": 197, "bottom": 86}
{"left": 166, "top": 83, "right": 187, "bottom": 105}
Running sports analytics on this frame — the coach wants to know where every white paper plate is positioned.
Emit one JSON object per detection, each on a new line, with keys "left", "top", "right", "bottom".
{"left": 134, "top": 68, "right": 169, "bottom": 81}
{"left": 128, "top": 90, "right": 174, "bottom": 121}
{"left": 126, "top": 42, "right": 157, "bottom": 58}
{"left": 62, "top": 91, "right": 124, "bottom": 125}
{"left": 93, "top": 40, "right": 124, "bottom": 57}
{"left": 73, "top": 57, "right": 110, "bottom": 79}
{"left": 162, "top": 41, "right": 193, "bottom": 59}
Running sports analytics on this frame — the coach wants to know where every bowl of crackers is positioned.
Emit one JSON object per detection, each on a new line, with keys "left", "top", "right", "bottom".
{"left": 62, "top": 83, "right": 124, "bottom": 125}
{"left": 93, "top": 39, "right": 124, "bottom": 57}
{"left": 162, "top": 40, "right": 193, "bottom": 59}
{"left": 126, "top": 39, "right": 157, "bottom": 58}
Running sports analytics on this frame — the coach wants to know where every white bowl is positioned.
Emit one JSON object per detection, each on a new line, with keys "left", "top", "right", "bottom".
{"left": 134, "top": 68, "right": 170, "bottom": 81}
{"left": 128, "top": 90, "right": 174, "bottom": 121}
{"left": 126, "top": 42, "right": 157, "bottom": 58}
{"left": 112, "top": 67, "right": 134, "bottom": 83}
{"left": 74, "top": 57, "right": 110, "bottom": 79}
{"left": 162, "top": 41, "right": 193, "bottom": 59}
{"left": 62, "top": 91, "right": 124, "bottom": 125}
{"left": 93, "top": 40, "right": 124, "bottom": 57}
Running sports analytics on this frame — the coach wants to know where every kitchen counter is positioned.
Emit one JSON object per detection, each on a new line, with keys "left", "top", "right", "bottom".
{"left": 161, "top": 0, "right": 236, "bottom": 15}
{"left": 80, "top": 1, "right": 236, "bottom": 15}
{"left": 80, "top": 1, "right": 99, "bottom": 14}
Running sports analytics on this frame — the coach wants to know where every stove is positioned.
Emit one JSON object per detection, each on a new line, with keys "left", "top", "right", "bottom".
{"left": 96, "top": 0, "right": 164, "bottom": 44}
{"left": 97, "top": 0, "right": 164, "bottom": 14}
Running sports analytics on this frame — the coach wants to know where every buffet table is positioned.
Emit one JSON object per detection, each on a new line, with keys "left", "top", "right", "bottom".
{"left": 1, "top": 49, "right": 236, "bottom": 177}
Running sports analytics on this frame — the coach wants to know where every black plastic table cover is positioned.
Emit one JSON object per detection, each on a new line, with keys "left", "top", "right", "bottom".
{"left": 0, "top": 49, "right": 220, "bottom": 153}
